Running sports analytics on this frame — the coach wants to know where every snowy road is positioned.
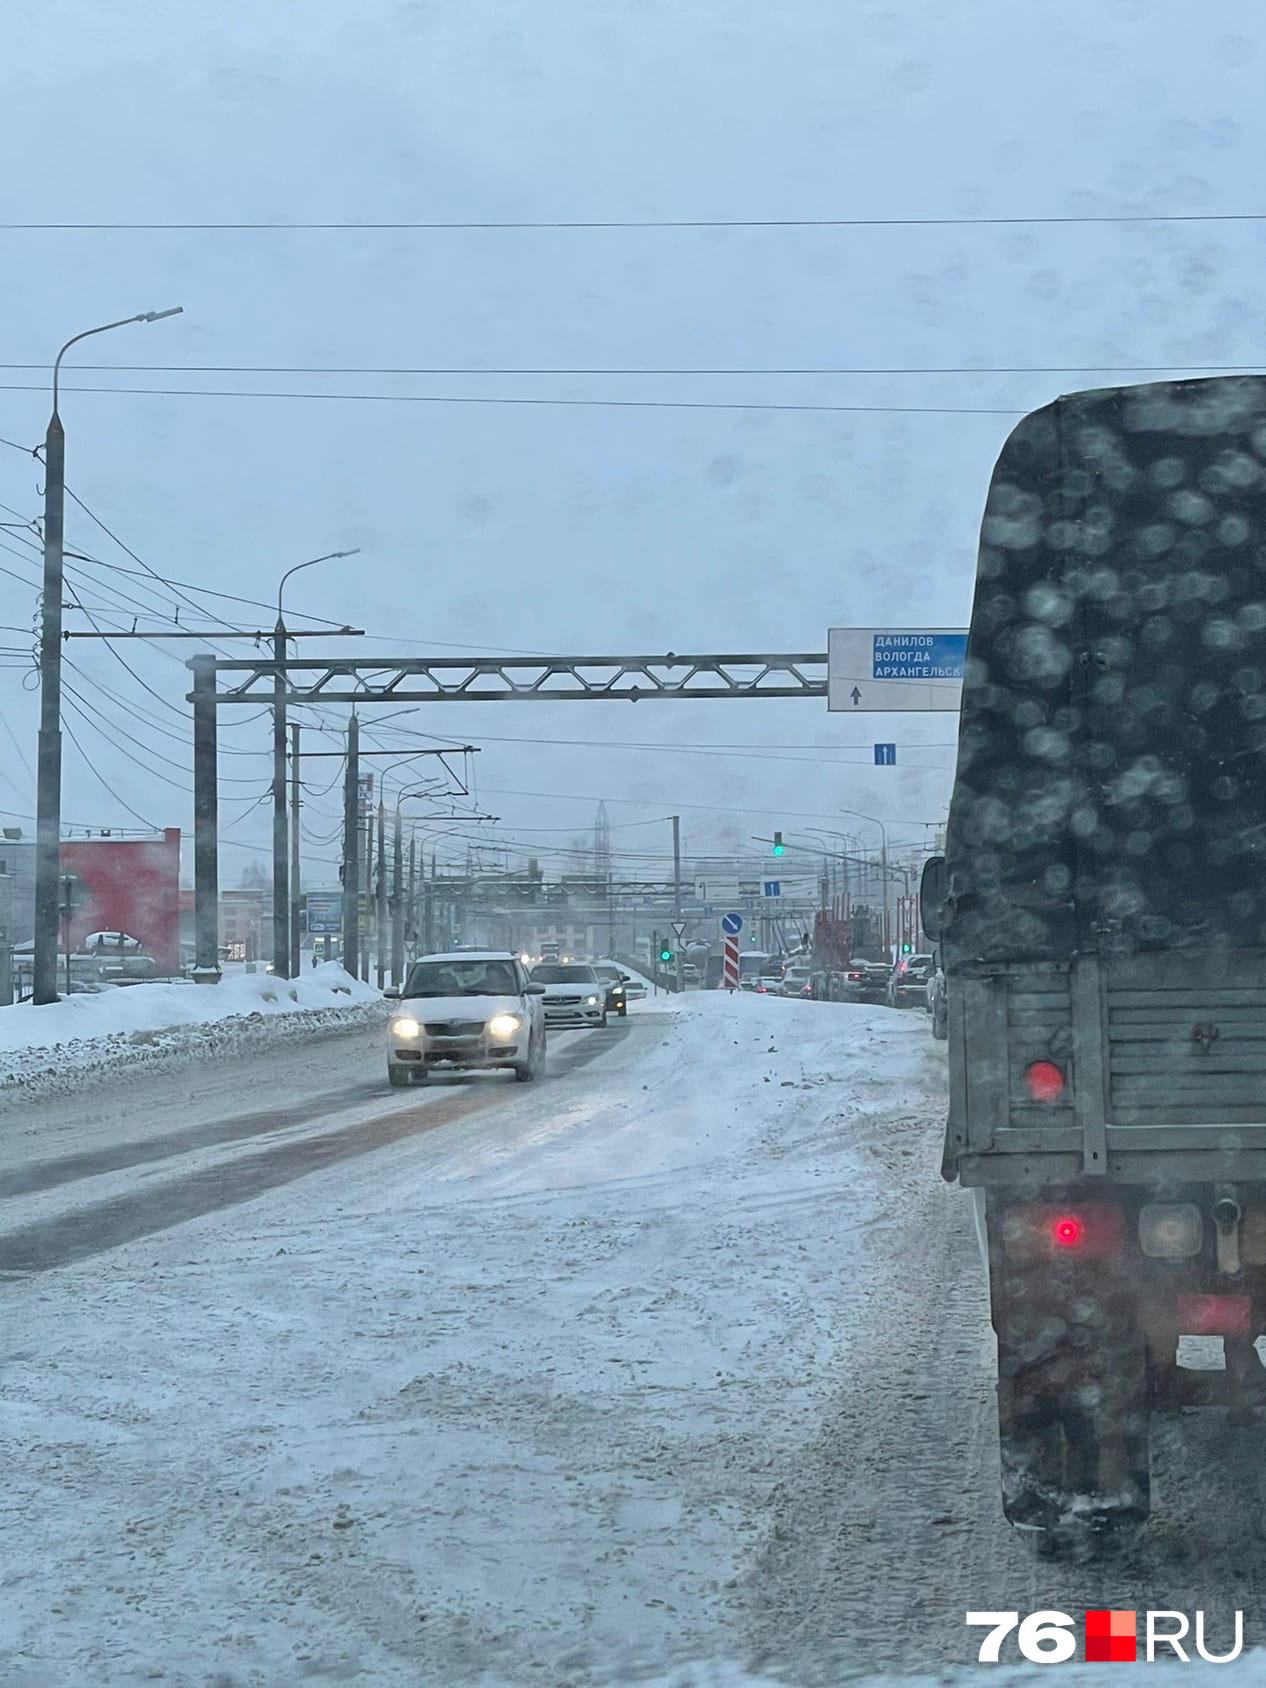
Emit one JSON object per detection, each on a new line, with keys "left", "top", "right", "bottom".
{"left": 3, "top": 995, "right": 1265, "bottom": 1687}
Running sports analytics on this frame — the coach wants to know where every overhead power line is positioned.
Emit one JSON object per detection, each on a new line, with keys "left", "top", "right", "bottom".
{"left": 2, "top": 211, "right": 1265, "bottom": 230}
{"left": 3, "top": 361, "right": 1261, "bottom": 378}
{"left": 0, "top": 382, "right": 1022, "bottom": 417}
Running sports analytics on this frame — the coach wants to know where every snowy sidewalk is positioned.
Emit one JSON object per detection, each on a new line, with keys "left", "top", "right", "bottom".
{"left": 0, "top": 963, "right": 384, "bottom": 1102}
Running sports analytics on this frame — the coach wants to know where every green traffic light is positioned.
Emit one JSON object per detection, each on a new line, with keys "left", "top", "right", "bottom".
{"left": 772, "top": 830, "right": 785, "bottom": 856}
{"left": 660, "top": 947, "right": 672, "bottom": 963}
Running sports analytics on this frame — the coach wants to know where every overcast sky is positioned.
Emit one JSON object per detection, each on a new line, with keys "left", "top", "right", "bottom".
{"left": 0, "top": 0, "right": 1261, "bottom": 884}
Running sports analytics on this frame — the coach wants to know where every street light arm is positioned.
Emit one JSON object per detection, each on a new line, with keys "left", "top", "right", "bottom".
{"left": 276, "top": 548, "right": 362, "bottom": 628}
{"left": 52, "top": 307, "right": 183, "bottom": 414}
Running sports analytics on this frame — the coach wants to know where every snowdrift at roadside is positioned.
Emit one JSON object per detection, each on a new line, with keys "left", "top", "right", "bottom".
{"left": 0, "top": 964, "right": 385, "bottom": 1101}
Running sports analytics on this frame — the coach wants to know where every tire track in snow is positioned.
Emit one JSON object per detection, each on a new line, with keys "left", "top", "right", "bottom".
{"left": 0, "top": 1021, "right": 641, "bottom": 1275}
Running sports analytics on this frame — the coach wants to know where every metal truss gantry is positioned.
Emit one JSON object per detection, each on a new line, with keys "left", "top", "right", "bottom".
{"left": 188, "top": 650, "right": 829, "bottom": 980}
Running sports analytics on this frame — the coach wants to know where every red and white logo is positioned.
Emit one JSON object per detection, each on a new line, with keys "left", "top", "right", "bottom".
{"left": 967, "top": 1610, "right": 1242, "bottom": 1664}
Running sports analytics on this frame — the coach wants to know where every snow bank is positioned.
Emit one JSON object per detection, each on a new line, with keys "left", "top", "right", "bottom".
{"left": 0, "top": 963, "right": 385, "bottom": 1102}
{"left": 636, "top": 1659, "right": 1266, "bottom": 1688}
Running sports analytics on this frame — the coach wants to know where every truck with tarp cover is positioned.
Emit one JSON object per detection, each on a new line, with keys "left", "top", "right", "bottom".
{"left": 921, "top": 375, "right": 1266, "bottom": 1550}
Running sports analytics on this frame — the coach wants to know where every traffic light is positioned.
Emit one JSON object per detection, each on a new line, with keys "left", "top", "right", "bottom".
{"left": 659, "top": 944, "right": 673, "bottom": 964}
{"left": 772, "top": 831, "right": 784, "bottom": 856}
{"left": 901, "top": 942, "right": 912, "bottom": 954}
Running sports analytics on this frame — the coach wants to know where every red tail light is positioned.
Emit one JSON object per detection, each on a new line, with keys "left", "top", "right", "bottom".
{"left": 1002, "top": 1202, "right": 1125, "bottom": 1261}
{"left": 1026, "top": 1060, "right": 1065, "bottom": 1103}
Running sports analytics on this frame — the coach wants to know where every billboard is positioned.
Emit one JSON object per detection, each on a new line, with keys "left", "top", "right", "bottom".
{"left": 59, "top": 830, "right": 181, "bottom": 971}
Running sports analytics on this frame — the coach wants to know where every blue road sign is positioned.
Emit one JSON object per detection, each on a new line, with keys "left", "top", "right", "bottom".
{"left": 874, "top": 742, "right": 897, "bottom": 765}
{"left": 304, "top": 892, "right": 343, "bottom": 935}
{"left": 721, "top": 912, "right": 743, "bottom": 934}
{"left": 871, "top": 632, "right": 967, "bottom": 681}
{"left": 763, "top": 881, "right": 782, "bottom": 898}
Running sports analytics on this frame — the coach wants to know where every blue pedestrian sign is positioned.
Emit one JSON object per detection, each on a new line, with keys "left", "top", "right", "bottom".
{"left": 763, "top": 881, "right": 781, "bottom": 898}
{"left": 874, "top": 742, "right": 897, "bottom": 766}
{"left": 721, "top": 912, "right": 743, "bottom": 934}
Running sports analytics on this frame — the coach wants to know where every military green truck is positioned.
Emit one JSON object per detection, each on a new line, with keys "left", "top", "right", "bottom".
{"left": 921, "top": 375, "right": 1266, "bottom": 1550}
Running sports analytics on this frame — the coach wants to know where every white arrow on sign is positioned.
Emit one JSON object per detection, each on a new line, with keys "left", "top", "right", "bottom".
{"left": 671, "top": 920, "right": 687, "bottom": 940}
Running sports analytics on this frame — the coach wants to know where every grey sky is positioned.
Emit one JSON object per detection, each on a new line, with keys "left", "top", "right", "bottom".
{"left": 0, "top": 0, "right": 1261, "bottom": 881}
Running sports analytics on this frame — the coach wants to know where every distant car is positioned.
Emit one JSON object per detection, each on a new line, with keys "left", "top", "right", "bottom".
{"left": 529, "top": 961, "right": 608, "bottom": 1028}
{"left": 384, "top": 949, "right": 547, "bottom": 1086}
{"left": 839, "top": 959, "right": 893, "bottom": 1004}
{"left": 888, "top": 953, "right": 935, "bottom": 1009}
{"left": 778, "top": 964, "right": 814, "bottom": 998}
{"left": 590, "top": 962, "right": 630, "bottom": 1017}
{"left": 926, "top": 954, "right": 947, "bottom": 1040}
{"left": 681, "top": 963, "right": 700, "bottom": 985}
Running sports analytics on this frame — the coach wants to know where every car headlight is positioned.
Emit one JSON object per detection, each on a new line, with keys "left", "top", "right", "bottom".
{"left": 487, "top": 1013, "right": 521, "bottom": 1038}
{"left": 586, "top": 995, "right": 599, "bottom": 1005}
{"left": 390, "top": 1015, "right": 421, "bottom": 1039}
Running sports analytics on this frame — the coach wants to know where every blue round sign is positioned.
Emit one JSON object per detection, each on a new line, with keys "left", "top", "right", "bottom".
{"left": 721, "top": 913, "right": 743, "bottom": 935}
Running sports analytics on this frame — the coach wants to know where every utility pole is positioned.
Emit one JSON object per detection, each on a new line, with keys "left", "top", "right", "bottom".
{"left": 271, "top": 617, "right": 289, "bottom": 978}
{"left": 671, "top": 815, "right": 683, "bottom": 995}
{"left": 391, "top": 806, "right": 404, "bottom": 987}
{"left": 406, "top": 832, "right": 417, "bottom": 952}
{"left": 341, "top": 715, "right": 359, "bottom": 977}
{"left": 33, "top": 399, "right": 66, "bottom": 1006}
{"left": 272, "top": 548, "right": 361, "bottom": 983}
{"left": 34, "top": 308, "right": 182, "bottom": 1005}
{"left": 376, "top": 801, "right": 387, "bottom": 990}
{"left": 425, "top": 850, "right": 436, "bottom": 951}
{"left": 360, "top": 802, "right": 372, "bottom": 983}
{"left": 289, "top": 723, "right": 301, "bottom": 976}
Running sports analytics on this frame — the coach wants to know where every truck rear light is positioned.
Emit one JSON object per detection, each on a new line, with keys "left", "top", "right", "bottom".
{"left": 1025, "top": 1060, "right": 1065, "bottom": 1103}
{"left": 1001, "top": 1201, "right": 1126, "bottom": 1262}
{"left": 1139, "top": 1202, "right": 1203, "bottom": 1259}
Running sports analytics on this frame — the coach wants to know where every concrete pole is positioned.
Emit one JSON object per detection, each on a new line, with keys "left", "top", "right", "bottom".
{"left": 672, "top": 815, "right": 683, "bottom": 994}
{"left": 341, "top": 715, "right": 359, "bottom": 976}
{"left": 191, "top": 654, "right": 221, "bottom": 982}
{"left": 289, "top": 722, "right": 301, "bottom": 975}
{"left": 271, "top": 618, "right": 289, "bottom": 977}
{"left": 391, "top": 805, "right": 404, "bottom": 987}
{"left": 33, "top": 409, "right": 65, "bottom": 1004}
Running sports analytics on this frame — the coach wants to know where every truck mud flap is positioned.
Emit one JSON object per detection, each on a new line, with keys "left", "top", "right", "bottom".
{"left": 996, "top": 1315, "right": 1150, "bottom": 1537}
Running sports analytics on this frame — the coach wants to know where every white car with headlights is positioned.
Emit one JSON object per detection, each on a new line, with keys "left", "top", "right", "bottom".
{"left": 384, "top": 950, "right": 547, "bottom": 1087}
{"left": 528, "top": 961, "right": 608, "bottom": 1028}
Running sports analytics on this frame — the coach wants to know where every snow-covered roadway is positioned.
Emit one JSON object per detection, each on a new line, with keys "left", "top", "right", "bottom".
{"left": 3, "top": 992, "right": 1263, "bottom": 1687}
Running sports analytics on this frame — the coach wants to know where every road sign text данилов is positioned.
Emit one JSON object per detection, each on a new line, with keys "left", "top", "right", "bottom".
{"left": 871, "top": 633, "right": 966, "bottom": 681}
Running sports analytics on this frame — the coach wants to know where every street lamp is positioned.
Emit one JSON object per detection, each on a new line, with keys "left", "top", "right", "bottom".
{"left": 400, "top": 813, "right": 499, "bottom": 960}
{"left": 839, "top": 808, "right": 891, "bottom": 953}
{"left": 272, "top": 547, "right": 360, "bottom": 980}
{"left": 34, "top": 307, "right": 183, "bottom": 1005}
{"left": 805, "top": 826, "right": 862, "bottom": 899}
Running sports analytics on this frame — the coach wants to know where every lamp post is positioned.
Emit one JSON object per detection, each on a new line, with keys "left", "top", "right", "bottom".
{"left": 805, "top": 826, "right": 862, "bottom": 900}
{"left": 272, "top": 547, "right": 360, "bottom": 978}
{"left": 839, "top": 808, "right": 891, "bottom": 954}
{"left": 33, "top": 307, "right": 183, "bottom": 1005}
